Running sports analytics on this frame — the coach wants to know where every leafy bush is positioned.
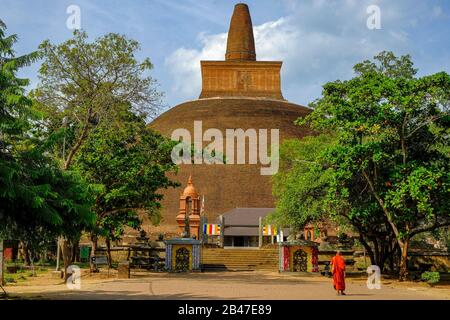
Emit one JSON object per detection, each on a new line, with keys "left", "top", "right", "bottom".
{"left": 421, "top": 271, "right": 440, "bottom": 285}
{"left": 4, "top": 277, "right": 16, "bottom": 283}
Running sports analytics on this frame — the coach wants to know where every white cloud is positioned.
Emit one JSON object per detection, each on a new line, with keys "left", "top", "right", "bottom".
{"left": 165, "top": 32, "right": 226, "bottom": 98}
{"left": 432, "top": 6, "right": 443, "bottom": 17}
{"left": 165, "top": 17, "right": 302, "bottom": 102}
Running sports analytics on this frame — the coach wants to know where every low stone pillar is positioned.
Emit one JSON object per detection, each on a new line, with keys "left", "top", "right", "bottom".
{"left": 117, "top": 261, "right": 130, "bottom": 279}
{"left": 51, "top": 270, "right": 64, "bottom": 279}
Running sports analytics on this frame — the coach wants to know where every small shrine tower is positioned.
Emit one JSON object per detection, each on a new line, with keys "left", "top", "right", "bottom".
{"left": 176, "top": 175, "right": 201, "bottom": 239}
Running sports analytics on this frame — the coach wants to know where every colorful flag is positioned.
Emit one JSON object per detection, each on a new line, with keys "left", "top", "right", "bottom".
{"left": 263, "top": 225, "right": 277, "bottom": 236}
{"left": 203, "top": 223, "right": 221, "bottom": 235}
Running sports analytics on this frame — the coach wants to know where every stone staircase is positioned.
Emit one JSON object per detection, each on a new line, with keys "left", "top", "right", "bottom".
{"left": 201, "top": 246, "right": 279, "bottom": 271}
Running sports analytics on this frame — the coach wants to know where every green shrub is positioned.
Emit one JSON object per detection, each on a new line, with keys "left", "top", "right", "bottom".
{"left": 4, "top": 277, "right": 16, "bottom": 283}
{"left": 421, "top": 271, "right": 440, "bottom": 285}
{"left": 354, "top": 259, "right": 368, "bottom": 270}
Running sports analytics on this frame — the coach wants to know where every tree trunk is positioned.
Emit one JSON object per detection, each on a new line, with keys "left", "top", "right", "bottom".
{"left": 373, "top": 238, "right": 380, "bottom": 267}
{"left": 379, "top": 239, "right": 390, "bottom": 273}
{"left": 398, "top": 237, "right": 410, "bottom": 281}
{"left": 71, "top": 240, "right": 79, "bottom": 263}
{"left": 60, "top": 239, "right": 72, "bottom": 281}
{"left": 64, "top": 110, "right": 91, "bottom": 170}
{"left": 385, "top": 236, "right": 394, "bottom": 273}
{"left": 394, "top": 242, "right": 402, "bottom": 273}
{"left": 90, "top": 234, "right": 98, "bottom": 272}
{"left": 22, "top": 242, "right": 31, "bottom": 266}
{"left": 358, "top": 234, "right": 376, "bottom": 266}
{"left": 105, "top": 238, "right": 112, "bottom": 268}
{"left": 0, "top": 239, "right": 4, "bottom": 287}
{"left": 40, "top": 249, "right": 47, "bottom": 265}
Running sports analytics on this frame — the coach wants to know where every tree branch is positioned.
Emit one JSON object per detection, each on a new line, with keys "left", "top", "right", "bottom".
{"left": 63, "top": 108, "right": 92, "bottom": 170}
{"left": 361, "top": 170, "right": 404, "bottom": 246}
{"left": 407, "top": 114, "right": 448, "bottom": 138}
{"left": 410, "top": 221, "right": 450, "bottom": 238}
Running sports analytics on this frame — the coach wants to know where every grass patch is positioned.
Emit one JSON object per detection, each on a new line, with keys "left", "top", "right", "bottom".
{"left": 421, "top": 271, "right": 440, "bottom": 286}
{"left": 4, "top": 276, "right": 16, "bottom": 283}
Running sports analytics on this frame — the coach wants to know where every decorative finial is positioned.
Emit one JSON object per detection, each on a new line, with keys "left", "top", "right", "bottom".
{"left": 225, "top": 3, "right": 256, "bottom": 61}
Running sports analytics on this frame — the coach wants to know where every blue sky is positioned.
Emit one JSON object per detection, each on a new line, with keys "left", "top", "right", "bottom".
{"left": 2, "top": 0, "right": 450, "bottom": 115}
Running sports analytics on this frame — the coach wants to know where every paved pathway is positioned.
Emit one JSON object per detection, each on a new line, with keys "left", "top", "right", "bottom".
{"left": 5, "top": 271, "right": 450, "bottom": 300}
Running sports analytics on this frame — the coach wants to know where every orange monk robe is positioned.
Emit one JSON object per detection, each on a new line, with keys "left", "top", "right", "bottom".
{"left": 331, "top": 255, "right": 346, "bottom": 291}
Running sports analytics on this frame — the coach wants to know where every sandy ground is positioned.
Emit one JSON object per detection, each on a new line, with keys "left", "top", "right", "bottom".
{"left": 3, "top": 269, "right": 449, "bottom": 300}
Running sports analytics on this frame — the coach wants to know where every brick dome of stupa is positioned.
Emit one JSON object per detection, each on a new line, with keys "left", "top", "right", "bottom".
{"left": 149, "top": 3, "right": 313, "bottom": 228}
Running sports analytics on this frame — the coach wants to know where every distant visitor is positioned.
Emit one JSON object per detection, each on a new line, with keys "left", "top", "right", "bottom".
{"left": 331, "top": 251, "right": 346, "bottom": 296}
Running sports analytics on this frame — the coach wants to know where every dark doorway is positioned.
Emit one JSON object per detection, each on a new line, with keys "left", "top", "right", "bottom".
{"left": 233, "top": 236, "right": 244, "bottom": 247}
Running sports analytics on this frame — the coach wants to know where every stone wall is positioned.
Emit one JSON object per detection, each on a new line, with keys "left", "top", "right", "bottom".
{"left": 408, "top": 254, "right": 450, "bottom": 273}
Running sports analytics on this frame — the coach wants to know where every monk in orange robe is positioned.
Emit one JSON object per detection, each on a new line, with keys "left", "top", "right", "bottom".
{"left": 330, "top": 251, "right": 346, "bottom": 295}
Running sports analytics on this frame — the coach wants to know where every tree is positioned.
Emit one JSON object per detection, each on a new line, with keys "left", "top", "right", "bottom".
{"left": 297, "top": 51, "right": 450, "bottom": 279}
{"left": 269, "top": 134, "right": 399, "bottom": 271}
{"left": 32, "top": 30, "right": 163, "bottom": 274}
{"left": 269, "top": 135, "right": 336, "bottom": 228}
{"left": 33, "top": 29, "right": 162, "bottom": 170}
{"left": 0, "top": 21, "right": 95, "bottom": 275}
{"left": 73, "top": 106, "right": 178, "bottom": 268}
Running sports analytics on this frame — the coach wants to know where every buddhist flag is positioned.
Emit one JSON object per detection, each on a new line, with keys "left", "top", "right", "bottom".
{"left": 263, "top": 225, "right": 277, "bottom": 236}
{"left": 203, "top": 223, "right": 221, "bottom": 235}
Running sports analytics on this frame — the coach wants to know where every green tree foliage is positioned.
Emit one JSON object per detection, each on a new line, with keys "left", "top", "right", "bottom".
{"left": 32, "top": 30, "right": 162, "bottom": 170}
{"left": 270, "top": 135, "right": 336, "bottom": 228}
{"left": 271, "top": 134, "right": 400, "bottom": 272}
{"left": 32, "top": 30, "right": 164, "bottom": 274}
{"left": 272, "top": 52, "right": 450, "bottom": 279}
{"left": 0, "top": 21, "right": 95, "bottom": 261}
{"left": 73, "top": 105, "right": 178, "bottom": 265}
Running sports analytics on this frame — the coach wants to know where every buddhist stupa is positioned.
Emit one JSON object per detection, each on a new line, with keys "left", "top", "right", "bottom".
{"left": 150, "top": 3, "right": 312, "bottom": 230}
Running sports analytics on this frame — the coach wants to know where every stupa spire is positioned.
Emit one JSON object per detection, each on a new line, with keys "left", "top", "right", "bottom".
{"left": 199, "top": 2, "right": 284, "bottom": 100}
{"left": 225, "top": 3, "right": 256, "bottom": 61}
